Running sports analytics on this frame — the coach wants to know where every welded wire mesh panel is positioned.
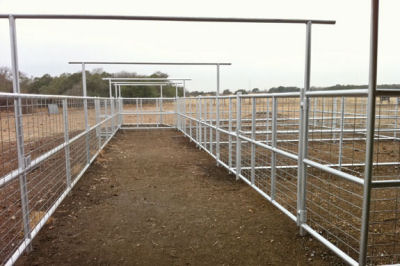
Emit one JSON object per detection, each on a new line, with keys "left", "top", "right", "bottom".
{"left": 208, "top": 98, "right": 215, "bottom": 156}
{"left": 239, "top": 97, "right": 252, "bottom": 183}
{"left": 274, "top": 155, "right": 298, "bottom": 216}
{"left": 254, "top": 146, "right": 272, "bottom": 196}
{"left": 218, "top": 98, "right": 234, "bottom": 169}
{"left": 25, "top": 148, "right": 67, "bottom": 232}
{"left": 186, "top": 98, "right": 195, "bottom": 140}
{"left": 0, "top": 97, "right": 18, "bottom": 178}
{"left": 372, "top": 96, "right": 400, "bottom": 181}
{"left": 67, "top": 99, "right": 85, "bottom": 139}
{"left": 87, "top": 99, "right": 96, "bottom": 128}
{"left": 308, "top": 96, "right": 368, "bottom": 178}
{"left": 21, "top": 98, "right": 65, "bottom": 162}
{"left": 275, "top": 97, "right": 300, "bottom": 155}
{"left": 191, "top": 98, "right": 199, "bottom": 142}
{"left": 306, "top": 166, "right": 363, "bottom": 260}
{"left": 69, "top": 132, "right": 88, "bottom": 181}
{"left": 0, "top": 94, "right": 116, "bottom": 265}
{"left": 367, "top": 96, "right": 400, "bottom": 264}
{"left": 368, "top": 187, "right": 400, "bottom": 264}
{"left": 218, "top": 130, "right": 230, "bottom": 166}
{"left": 252, "top": 97, "right": 273, "bottom": 196}
{"left": 240, "top": 97, "right": 252, "bottom": 138}
{"left": 0, "top": 177, "right": 23, "bottom": 265}
{"left": 121, "top": 98, "right": 176, "bottom": 128}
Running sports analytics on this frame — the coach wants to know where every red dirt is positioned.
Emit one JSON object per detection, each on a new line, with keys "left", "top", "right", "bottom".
{"left": 16, "top": 130, "right": 343, "bottom": 265}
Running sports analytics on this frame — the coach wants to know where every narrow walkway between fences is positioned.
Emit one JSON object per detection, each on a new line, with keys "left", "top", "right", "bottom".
{"left": 16, "top": 130, "right": 342, "bottom": 265}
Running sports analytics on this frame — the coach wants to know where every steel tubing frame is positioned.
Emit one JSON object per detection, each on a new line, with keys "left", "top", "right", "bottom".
{"left": 2, "top": 7, "right": 397, "bottom": 266}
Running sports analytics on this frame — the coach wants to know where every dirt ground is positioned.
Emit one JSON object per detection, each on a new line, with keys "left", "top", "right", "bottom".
{"left": 16, "top": 130, "right": 343, "bottom": 266}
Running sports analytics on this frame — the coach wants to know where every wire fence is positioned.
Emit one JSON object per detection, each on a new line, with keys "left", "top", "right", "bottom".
{"left": 177, "top": 91, "right": 400, "bottom": 265}
{"left": 0, "top": 93, "right": 120, "bottom": 266}
{"left": 1, "top": 91, "right": 400, "bottom": 265}
{"left": 120, "top": 97, "right": 177, "bottom": 129}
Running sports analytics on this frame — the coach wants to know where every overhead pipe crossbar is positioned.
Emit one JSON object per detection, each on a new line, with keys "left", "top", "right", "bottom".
{"left": 0, "top": 14, "right": 336, "bottom": 25}
{"left": 111, "top": 82, "right": 181, "bottom": 98}
{"left": 102, "top": 78, "right": 191, "bottom": 98}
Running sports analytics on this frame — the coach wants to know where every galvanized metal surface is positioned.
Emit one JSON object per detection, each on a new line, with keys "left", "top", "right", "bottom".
{"left": 0, "top": 14, "right": 336, "bottom": 25}
{"left": 176, "top": 90, "right": 400, "bottom": 266}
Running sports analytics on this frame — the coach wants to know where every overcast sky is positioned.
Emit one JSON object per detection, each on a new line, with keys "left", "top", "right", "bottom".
{"left": 0, "top": 0, "right": 399, "bottom": 92}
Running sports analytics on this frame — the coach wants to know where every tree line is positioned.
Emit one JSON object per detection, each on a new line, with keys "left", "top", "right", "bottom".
{"left": 0, "top": 67, "right": 184, "bottom": 97}
{"left": 1, "top": 66, "right": 399, "bottom": 97}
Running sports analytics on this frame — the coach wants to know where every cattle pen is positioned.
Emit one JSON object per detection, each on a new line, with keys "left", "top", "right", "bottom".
{"left": 1, "top": 1, "right": 400, "bottom": 265}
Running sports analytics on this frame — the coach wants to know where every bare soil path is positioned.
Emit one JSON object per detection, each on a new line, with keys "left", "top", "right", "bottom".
{"left": 17, "top": 130, "right": 342, "bottom": 266}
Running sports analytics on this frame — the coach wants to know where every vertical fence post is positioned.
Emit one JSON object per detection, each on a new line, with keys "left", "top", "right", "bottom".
{"left": 136, "top": 99, "right": 139, "bottom": 127}
{"left": 63, "top": 99, "right": 72, "bottom": 187}
{"left": 175, "top": 83, "right": 180, "bottom": 130}
{"left": 160, "top": 85, "right": 163, "bottom": 126}
{"left": 183, "top": 83, "right": 186, "bottom": 134}
{"left": 196, "top": 97, "right": 199, "bottom": 146}
{"left": 203, "top": 98, "right": 207, "bottom": 149}
{"left": 236, "top": 92, "right": 242, "bottom": 180}
{"left": 9, "top": 15, "right": 32, "bottom": 250}
{"left": 189, "top": 99, "right": 192, "bottom": 140}
{"left": 322, "top": 98, "right": 326, "bottom": 127}
{"left": 199, "top": 96, "right": 202, "bottom": 149}
{"left": 338, "top": 97, "right": 345, "bottom": 169}
{"left": 228, "top": 97, "right": 233, "bottom": 170}
{"left": 176, "top": 97, "right": 179, "bottom": 130}
{"left": 216, "top": 64, "right": 221, "bottom": 165}
{"left": 333, "top": 97, "right": 338, "bottom": 140}
{"left": 266, "top": 98, "right": 270, "bottom": 144}
{"left": 140, "top": 98, "right": 143, "bottom": 125}
{"left": 110, "top": 97, "right": 115, "bottom": 133}
{"left": 119, "top": 97, "right": 123, "bottom": 128}
{"left": 180, "top": 97, "right": 183, "bottom": 131}
{"left": 81, "top": 63, "right": 90, "bottom": 165}
{"left": 181, "top": 98, "right": 184, "bottom": 131}
{"left": 395, "top": 98, "right": 398, "bottom": 139}
{"left": 251, "top": 97, "right": 256, "bottom": 185}
{"left": 156, "top": 98, "right": 159, "bottom": 127}
{"left": 271, "top": 97, "right": 277, "bottom": 200}
{"left": 297, "top": 21, "right": 312, "bottom": 236}
{"left": 94, "top": 99, "right": 101, "bottom": 149}
{"left": 359, "top": 0, "right": 379, "bottom": 264}
{"left": 209, "top": 99, "right": 213, "bottom": 155}
{"left": 108, "top": 79, "right": 112, "bottom": 98}
{"left": 313, "top": 98, "right": 318, "bottom": 127}
{"left": 104, "top": 99, "right": 109, "bottom": 137}
{"left": 183, "top": 98, "right": 187, "bottom": 134}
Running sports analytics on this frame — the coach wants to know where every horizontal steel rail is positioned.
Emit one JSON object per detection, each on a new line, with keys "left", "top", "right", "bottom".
{"left": 121, "top": 111, "right": 175, "bottom": 115}
{"left": 69, "top": 61, "right": 232, "bottom": 65}
{"left": 0, "top": 92, "right": 110, "bottom": 100}
{"left": 102, "top": 77, "right": 192, "bottom": 81}
{"left": 0, "top": 14, "right": 335, "bottom": 25}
